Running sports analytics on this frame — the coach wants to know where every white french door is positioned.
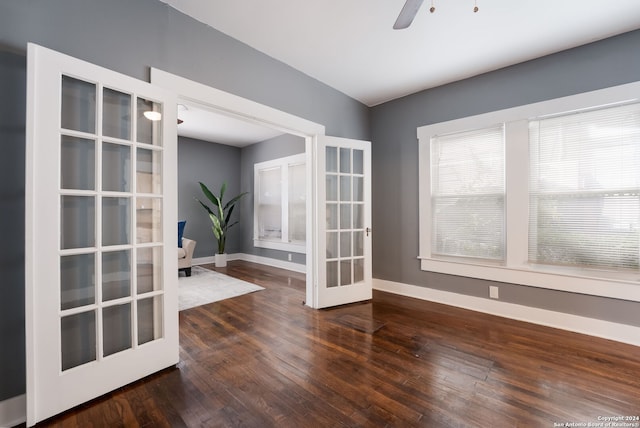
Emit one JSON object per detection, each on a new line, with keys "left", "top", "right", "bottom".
{"left": 25, "top": 44, "right": 178, "bottom": 426}
{"left": 315, "top": 136, "right": 372, "bottom": 308}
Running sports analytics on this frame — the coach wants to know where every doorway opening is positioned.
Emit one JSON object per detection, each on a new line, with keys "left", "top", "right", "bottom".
{"left": 151, "top": 68, "right": 325, "bottom": 307}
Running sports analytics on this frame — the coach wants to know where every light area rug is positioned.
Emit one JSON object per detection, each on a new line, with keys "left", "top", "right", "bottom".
{"left": 178, "top": 266, "right": 264, "bottom": 311}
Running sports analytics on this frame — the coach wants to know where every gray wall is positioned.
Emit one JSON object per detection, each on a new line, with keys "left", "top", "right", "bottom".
{"left": 370, "top": 29, "right": 640, "bottom": 327}
{"left": 239, "top": 134, "right": 306, "bottom": 264}
{"left": 0, "top": 0, "right": 368, "bottom": 403}
{"left": 178, "top": 133, "right": 306, "bottom": 263}
{"left": 2, "top": 0, "right": 640, "bottom": 410}
{"left": 177, "top": 136, "right": 242, "bottom": 258}
{"left": 0, "top": 50, "right": 27, "bottom": 403}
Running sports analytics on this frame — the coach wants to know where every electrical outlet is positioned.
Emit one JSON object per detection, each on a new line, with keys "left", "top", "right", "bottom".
{"left": 489, "top": 286, "right": 499, "bottom": 299}
{"left": 287, "top": 253, "right": 292, "bottom": 261}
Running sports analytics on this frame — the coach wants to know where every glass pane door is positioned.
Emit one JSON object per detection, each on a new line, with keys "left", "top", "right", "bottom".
{"left": 317, "top": 136, "right": 371, "bottom": 308}
{"left": 59, "top": 77, "right": 166, "bottom": 371}
{"left": 26, "top": 43, "right": 178, "bottom": 426}
{"left": 325, "top": 146, "right": 366, "bottom": 287}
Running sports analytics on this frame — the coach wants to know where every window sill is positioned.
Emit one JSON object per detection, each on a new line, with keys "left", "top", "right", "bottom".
{"left": 254, "top": 239, "right": 306, "bottom": 254}
{"left": 418, "top": 256, "right": 640, "bottom": 303}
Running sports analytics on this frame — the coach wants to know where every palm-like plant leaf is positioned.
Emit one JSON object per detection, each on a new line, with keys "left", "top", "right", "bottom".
{"left": 219, "top": 182, "right": 226, "bottom": 203}
{"left": 197, "top": 181, "right": 248, "bottom": 254}
{"left": 199, "top": 182, "right": 220, "bottom": 206}
{"left": 196, "top": 198, "right": 214, "bottom": 216}
{"left": 224, "top": 192, "right": 249, "bottom": 211}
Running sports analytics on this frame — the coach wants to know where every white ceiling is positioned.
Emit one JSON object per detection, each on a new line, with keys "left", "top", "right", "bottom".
{"left": 160, "top": 0, "right": 640, "bottom": 107}
{"left": 176, "top": 102, "right": 284, "bottom": 147}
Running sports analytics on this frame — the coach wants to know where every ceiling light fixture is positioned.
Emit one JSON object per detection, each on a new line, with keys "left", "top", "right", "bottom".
{"left": 143, "top": 111, "right": 162, "bottom": 121}
{"left": 426, "top": 0, "right": 479, "bottom": 14}
{"left": 394, "top": 0, "right": 479, "bottom": 29}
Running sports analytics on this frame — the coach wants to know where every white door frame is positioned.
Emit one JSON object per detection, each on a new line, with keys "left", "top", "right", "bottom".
{"left": 151, "top": 69, "right": 325, "bottom": 308}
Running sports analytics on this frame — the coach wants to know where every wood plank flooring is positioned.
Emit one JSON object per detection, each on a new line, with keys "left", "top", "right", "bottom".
{"left": 32, "top": 261, "right": 640, "bottom": 427}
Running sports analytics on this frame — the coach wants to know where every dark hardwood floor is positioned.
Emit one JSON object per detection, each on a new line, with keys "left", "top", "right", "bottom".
{"left": 33, "top": 261, "right": 640, "bottom": 427}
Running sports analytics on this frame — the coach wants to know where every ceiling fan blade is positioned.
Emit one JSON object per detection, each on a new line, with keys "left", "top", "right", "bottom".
{"left": 393, "top": 0, "right": 424, "bottom": 29}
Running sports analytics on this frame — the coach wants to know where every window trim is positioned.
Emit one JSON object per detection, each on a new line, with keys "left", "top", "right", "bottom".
{"left": 417, "top": 81, "right": 640, "bottom": 303}
{"left": 253, "top": 153, "right": 306, "bottom": 254}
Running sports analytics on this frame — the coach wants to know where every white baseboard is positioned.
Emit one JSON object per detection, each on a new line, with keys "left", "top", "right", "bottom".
{"left": 193, "top": 253, "right": 306, "bottom": 273}
{"left": 192, "top": 255, "right": 215, "bottom": 265}
{"left": 0, "top": 394, "right": 25, "bottom": 428}
{"left": 374, "top": 278, "right": 640, "bottom": 347}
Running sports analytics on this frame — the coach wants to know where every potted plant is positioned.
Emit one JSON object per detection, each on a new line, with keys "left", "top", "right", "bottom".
{"left": 196, "top": 181, "right": 248, "bottom": 267}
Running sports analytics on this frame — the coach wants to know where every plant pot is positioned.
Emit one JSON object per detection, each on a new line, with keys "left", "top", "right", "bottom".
{"left": 214, "top": 253, "right": 227, "bottom": 267}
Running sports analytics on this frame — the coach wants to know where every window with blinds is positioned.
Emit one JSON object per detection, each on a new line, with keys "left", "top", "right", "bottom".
{"left": 254, "top": 153, "right": 306, "bottom": 253}
{"left": 529, "top": 102, "right": 640, "bottom": 270}
{"left": 431, "top": 125, "right": 505, "bottom": 260}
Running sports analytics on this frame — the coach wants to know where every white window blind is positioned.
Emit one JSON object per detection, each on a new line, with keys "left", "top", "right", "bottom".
{"left": 529, "top": 102, "right": 640, "bottom": 270}
{"left": 288, "top": 162, "right": 306, "bottom": 243}
{"left": 254, "top": 153, "right": 306, "bottom": 252}
{"left": 257, "top": 166, "right": 282, "bottom": 240}
{"left": 431, "top": 125, "right": 505, "bottom": 260}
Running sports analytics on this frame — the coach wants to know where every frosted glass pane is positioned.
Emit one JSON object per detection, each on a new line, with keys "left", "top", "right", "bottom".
{"left": 258, "top": 167, "right": 282, "bottom": 240}
{"left": 61, "top": 311, "right": 96, "bottom": 371}
{"left": 103, "top": 303, "right": 131, "bottom": 357}
{"left": 340, "top": 204, "right": 351, "bottom": 230}
{"left": 327, "top": 261, "right": 339, "bottom": 288}
{"left": 61, "top": 136, "right": 95, "bottom": 190}
{"left": 326, "top": 203, "right": 338, "bottom": 230}
{"left": 259, "top": 167, "right": 282, "bottom": 203}
{"left": 326, "top": 232, "right": 338, "bottom": 259}
{"left": 340, "top": 260, "right": 352, "bottom": 286}
{"left": 288, "top": 163, "right": 306, "bottom": 242}
{"left": 340, "top": 148, "right": 351, "bottom": 173}
{"left": 353, "top": 149, "right": 364, "bottom": 175}
{"left": 138, "top": 296, "right": 163, "bottom": 345}
{"left": 61, "top": 196, "right": 95, "bottom": 249}
{"left": 326, "top": 146, "right": 337, "bottom": 173}
{"left": 137, "top": 98, "right": 162, "bottom": 146}
{"left": 340, "top": 176, "right": 351, "bottom": 201}
{"left": 61, "top": 76, "right": 96, "bottom": 134}
{"left": 102, "top": 197, "right": 130, "bottom": 246}
{"left": 326, "top": 175, "right": 338, "bottom": 201}
{"left": 60, "top": 254, "right": 95, "bottom": 310}
{"left": 102, "top": 250, "right": 131, "bottom": 301}
{"left": 353, "top": 204, "right": 364, "bottom": 230}
{"left": 289, "top": 205, "right": 306, "bottom": 242}
{"left": 354, "top": 259, "right": 364, "bottom": 283}
{"left": 137, "top": 247, "right": 163, "bottom": 294}
{"left": 102, "top": 142, "right": 131, "bottom": 192}
{"left": 353, "top": 231, "right": 364, "bottom": 257}
{"left": 136, "top": 148, "right": 162, "bottom": 194}
{"left": 340, "top": 231, "right": 351, "bottom": 258}
{"left": 103, "top": 88, "right": 131, "bottom": 140}
{"left": 136, "top": 198, "right": 162, "bottom": 244}
{"left": 258, "top": 206, "right": 282, "bottom": 240}
{"left": 432, "top": 196, "right": 504, "bottom": 259}
{"left": 353, "top": 177, "right": 364, "bottom": 202}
